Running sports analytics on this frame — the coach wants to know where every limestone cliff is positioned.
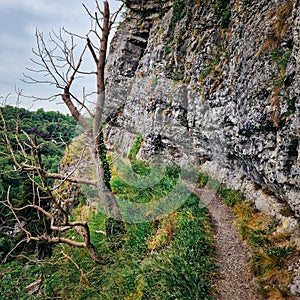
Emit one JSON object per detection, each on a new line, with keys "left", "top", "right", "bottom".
{"left": 104, "top": 0, "right": 300, "bottom": 219}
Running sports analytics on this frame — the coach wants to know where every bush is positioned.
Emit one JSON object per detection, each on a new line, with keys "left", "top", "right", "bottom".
{"left": 215, "top": 0, "right": 231, "bottom": 28}
{"left": 170, "top": 0, "right": 186, "bottom": 29}
{"left": 218, "top": 186, "right": 244, "bottom": 207}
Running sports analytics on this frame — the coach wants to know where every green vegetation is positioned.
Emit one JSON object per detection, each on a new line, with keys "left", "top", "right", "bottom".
{"left": 197, "top": 173, "right": 210, "bottom": 187}
{"left": 197, "top": 174, "right": 243, "bottom": 207}
{"left": 268, "top": 46, "right": 295, "bottom": 126}
{"left": 165, "top": 0, "right": 186, "bottom": 52}
{"left": 128, "top": 134, "right": 143, "bottom": 161}
{"left": 258, "top": 1, "right": 295, "bottom": 128}
{"left": 172, "top": 73, "right": 185, "bottom": 82}
{"left": 170, "top": 0, "right": 186, "bottom": 29}
{"left": 0, "top": 106, "right": 77, "bottom": 196}
{"left": 279, "top": 95, "right": 297, "bottom": 121}
{"left": 0, "top": 105, "right": 77, "bottom": 261}
{"left": 151, "top": 76, "right": 158, "bottom": 90}
{"left": 127, "top": 133, "right": 150, "bottom": 176}
{"left": 197, "top": 172, "right": 299, "bottom": 298}
{"left": 270, "top": 48, "right": 292, "bottom": 70}
{"left": 224, "top": 194, "right": 297, "bottom": 298}
{"left": 163, "top": 0, "right": 190, "bottom": 81}
{"left": 158, "top": 0, "right": 169, "bottom": 19}
{"left": 1, "top": 193, "right": 215, "bottom": 299}
{"left": 198, "top": 65, "right": 212, "bottom": 81}
{"left": 0, "top": 261, "right": 43, "bottom": 299}
{"left": 217, "top": 185, "right": 244, "bottom": 207}
{"left": 214, "top": 0, "right": 231, "bottom": 28}
{"left": 262, "top": 0, "right": 294, "bottom": 55}
{"left": 0, "top": 135, "right": 216, "bottom": 299}
{"left": 198, "top": 45, "right": 228, "bottom": 82}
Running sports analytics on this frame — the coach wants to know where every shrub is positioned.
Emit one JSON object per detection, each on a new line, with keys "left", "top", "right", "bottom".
{"left": 215, "top": 0, "right": 231, "bottom": 28}
{"left": 217, "top": 186, "right": 244, "bottom": 207}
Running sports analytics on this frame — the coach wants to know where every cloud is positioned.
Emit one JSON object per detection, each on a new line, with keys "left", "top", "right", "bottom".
{"left": 0, "top": 0, "right": 121, "bottom": 112}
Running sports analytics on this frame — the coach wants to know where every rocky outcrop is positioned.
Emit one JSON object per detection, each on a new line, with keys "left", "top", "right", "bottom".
{"left": 105, "top": 0, "right": 300, "bottom": 221}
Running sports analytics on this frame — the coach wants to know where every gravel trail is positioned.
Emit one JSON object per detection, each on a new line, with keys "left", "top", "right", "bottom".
{"left": 187, "top": 184, "right": 259, "bottom": 300}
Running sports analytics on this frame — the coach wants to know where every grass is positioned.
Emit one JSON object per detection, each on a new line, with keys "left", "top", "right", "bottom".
{"left": 232, "top": 200, "right": 297, "bottom": 298}
{"left": 198, "top": 65, "right": 212, "bottom": 81}
{"left": 261, "top": 1, "right": 294, "bottom": 55}
{"left": 226, "top": 195, "right": 297, "bottom": 298}
{"left": 33, "top": 173, "right": 215, "bottom": 299}
{"left": 0, "top": 142, "right": 217, "bottom": 299}
{"left": 217, "top": 185, "right": 244, "bottom": 207}
{"left": 196, "top": 171, "right": 299, "bottom": 298}
{"left": 198, "top": 45, "right": 228, "bottom": 82}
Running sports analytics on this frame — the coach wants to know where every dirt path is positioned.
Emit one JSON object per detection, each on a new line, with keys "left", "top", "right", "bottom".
{"left": 187, "top": 184, "right": 258, "bottom": 300}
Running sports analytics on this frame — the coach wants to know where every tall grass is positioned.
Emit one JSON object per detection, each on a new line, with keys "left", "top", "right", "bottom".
{"left": 0, "top": 159, "right": 216, "bottom": 299}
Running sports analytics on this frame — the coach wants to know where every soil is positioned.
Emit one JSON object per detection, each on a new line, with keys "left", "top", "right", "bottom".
{"left": 187, "top": 184, "right": 259, "bottom": 300}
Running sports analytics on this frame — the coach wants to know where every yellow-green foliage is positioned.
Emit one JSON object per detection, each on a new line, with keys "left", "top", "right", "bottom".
{"left": 231, "top": 198, "right": 298, "bottom": 298}
{"left": 261, "top": 0, "right": 295, "bottom": 54}
{"left": 0, "top": 159, "right": 217, "bottom": 300}
{"left": 196, "top": 171, "right": 298, "bottom": 298}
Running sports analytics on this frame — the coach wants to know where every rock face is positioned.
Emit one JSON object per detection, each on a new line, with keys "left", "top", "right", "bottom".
{"left": 104, "top": 0, "right": 300, "bottom": 219}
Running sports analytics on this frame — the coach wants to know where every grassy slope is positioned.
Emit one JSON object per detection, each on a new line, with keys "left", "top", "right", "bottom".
{"left": 0, "top": 143, "right": 216, "bottom": 300}
{"left": 197, "top": 174, "right": 299, "bottom": 299}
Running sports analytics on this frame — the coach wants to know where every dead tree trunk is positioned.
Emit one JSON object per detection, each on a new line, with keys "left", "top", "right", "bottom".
{"left": 2, "top": 0, "right": 125, "bottom": 261}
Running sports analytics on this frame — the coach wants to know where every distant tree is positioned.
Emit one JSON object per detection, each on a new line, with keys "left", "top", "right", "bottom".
{"left": 0, "top": 105, "right": 77, "bottom": 261}
{"left": 1, "top": 0, "right": 124, "bottom": 261}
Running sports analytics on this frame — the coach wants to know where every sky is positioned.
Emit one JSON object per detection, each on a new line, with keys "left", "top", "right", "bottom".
{"left": 0, "top": 0, "right": 121, "bottom": 113}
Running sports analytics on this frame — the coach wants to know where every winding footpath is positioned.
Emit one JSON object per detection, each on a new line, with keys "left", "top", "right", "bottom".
{"left": 187, "top": 184, "right": 259, "bottom": 300}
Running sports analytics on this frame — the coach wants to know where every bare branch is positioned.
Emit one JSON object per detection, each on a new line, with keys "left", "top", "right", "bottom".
{"left": 2, "top": 238, "right": 30, "bottom": 264}
{"left": 110, "top": 2, "right": 125, "bottom": 27}
{"left": 95, "top": 0, "right": 105, "bottom": 17}
{"left": 61, "top": 248, "right": 89, "bottom": 281}
{"left": 87, "top": 37, "right": 99, "bottom": 64}
{"left": 1, "top": 0, "right": 126, "bottom": 263}
{"left": 82, "top": 3, "right": 97, "bottom": 21}
{"left": 94, "top": 12, "right": 104, "bottom": 31}
{"left": 4, "top": 188, "right": 32, "bottom": 241}
{"left": 62, "top": 27, "right": 86, "bottom": 40}
{"left": 53, "top": 143, "right": 88, "bottom": 190}
{"left": 21, "top": 166, "right": 97, "bottom": 186}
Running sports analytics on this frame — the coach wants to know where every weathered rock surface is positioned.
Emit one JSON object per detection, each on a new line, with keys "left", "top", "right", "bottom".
{"left": 105, "top": 1, "right": 300, "bottom": 295}
{"left": 106, "top": 0, "right": 299, "bottom": 217}
{"left": 105, "top": 0, "right": 300, "bottom": 244}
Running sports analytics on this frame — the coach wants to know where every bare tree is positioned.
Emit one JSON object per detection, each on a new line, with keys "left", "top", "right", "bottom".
{"left": 1, "top": 0, "right": 124, "bottom": 261}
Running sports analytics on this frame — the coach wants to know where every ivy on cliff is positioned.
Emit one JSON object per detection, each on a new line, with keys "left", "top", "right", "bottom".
{"left": 170, "top": 0, "right": 186, "bottom": 29}
{"left": 214, "top": 0, "right": 231, "bottom": 28}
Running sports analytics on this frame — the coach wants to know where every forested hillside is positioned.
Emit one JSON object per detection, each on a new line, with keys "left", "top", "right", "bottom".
{"left": 0, "top": 105, "right": 77, "bottom": 261}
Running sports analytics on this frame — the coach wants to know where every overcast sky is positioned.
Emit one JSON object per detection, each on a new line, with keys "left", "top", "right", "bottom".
{"left": 0, "top": 0, "right": 120, "bottom": 113}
